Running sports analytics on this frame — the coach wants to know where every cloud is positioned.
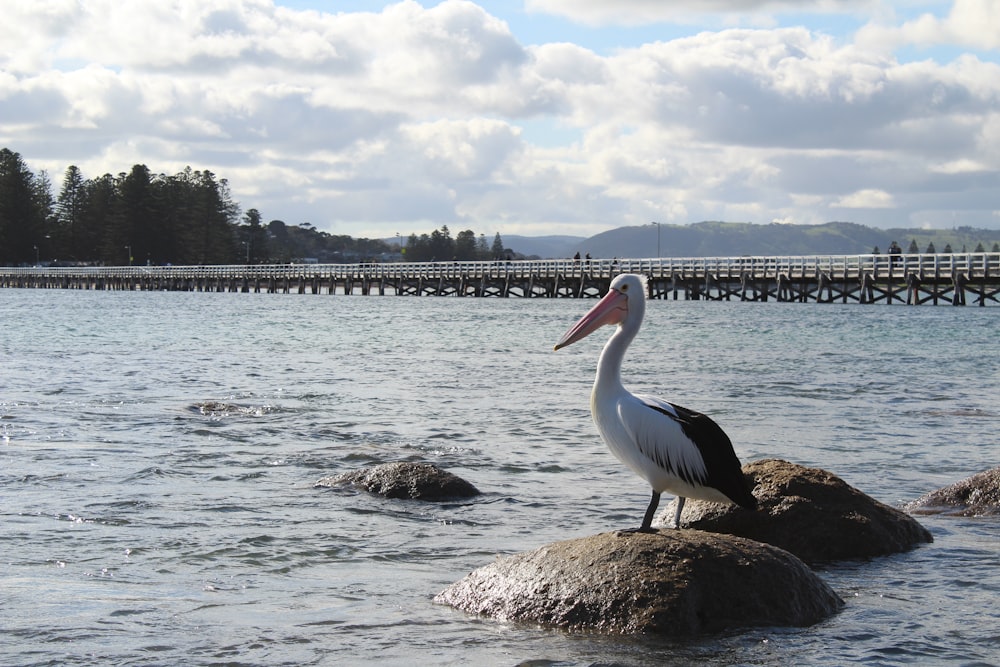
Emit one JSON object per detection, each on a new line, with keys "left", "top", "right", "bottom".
{"left": 1, "top": 0, "right": 998, "bottom": 239}
{"left": 833, "top": 188, "right": 895, "bottom": 208}
{"left": 857, "top": 0, "right": 1000, "bottom": 52}
{"left": 525, "top": 0, "right": 873, "bottom": 26}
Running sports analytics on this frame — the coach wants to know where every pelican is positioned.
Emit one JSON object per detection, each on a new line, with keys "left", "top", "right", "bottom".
{"left": 554, "top": 273, "right": 756, "bottom": 532}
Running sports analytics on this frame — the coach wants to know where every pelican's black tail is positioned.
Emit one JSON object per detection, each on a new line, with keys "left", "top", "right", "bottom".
{"left": 672, "top": 403, "right": 757, "bottom": 511}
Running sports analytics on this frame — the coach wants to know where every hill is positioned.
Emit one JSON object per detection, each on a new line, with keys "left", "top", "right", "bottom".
{"left": 563, "top": 221, "right": 1000, "bottom": 259}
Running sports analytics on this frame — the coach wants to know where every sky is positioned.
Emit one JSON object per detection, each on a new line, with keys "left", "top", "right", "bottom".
{"left": 2, "top": 1, "right": 999, "bottom": 240}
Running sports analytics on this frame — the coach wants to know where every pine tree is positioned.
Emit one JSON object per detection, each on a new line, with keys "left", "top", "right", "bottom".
{"left": 0, "top": 148, "right": 49, "bottom": 264}
{"left": 98, "top": 171, "right": 132, "bottom": 264}
{"left": 242, "top": 208, "right": 266, "bottom": 263}
{"left": 83, "top": 173, "right": 121, "bottom": 263}
{"left": 120, "top": 165, "right": 155, "bottom": 265}
{"left": 491, "top": 233, "right": 505, "bottom": 259}
{"left": 56, "top": 165, "right": 86, "bottom": 260}
{"left": 32, "top": 169, "right": 56, "bottom": 262}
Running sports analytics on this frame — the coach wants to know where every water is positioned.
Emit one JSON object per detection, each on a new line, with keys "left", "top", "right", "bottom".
{"left": 1, "top": 289, "right": 998, "bottom": 666}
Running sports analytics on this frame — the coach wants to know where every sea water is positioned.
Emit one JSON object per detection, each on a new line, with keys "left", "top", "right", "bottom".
{"left": 1, "top": 289, "right": 998, "bottom": 666}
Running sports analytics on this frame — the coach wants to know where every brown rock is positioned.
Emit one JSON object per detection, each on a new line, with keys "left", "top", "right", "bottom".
{"left": 660, "top": 459, "right": 932, "bottom": 564}
{"left": 906, "top": 467, "right": 1000, "bottom": 516}
{"left": 315, "top": 462, "right": 480, "bottom": 500}
{"left": 435, "top": 529, "right": 843, "bottom": 635}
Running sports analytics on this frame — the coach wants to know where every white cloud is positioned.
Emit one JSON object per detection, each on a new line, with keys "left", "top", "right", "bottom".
{"left": 1, "top": 0, "right": 999, "bottom": 239}
{"left": 932, "top": 158, "right": 991, "bottom": 173}
{"left": 525, "top": 0, "right": 873, "bottom": 26}
{"left": 399, "top": 118, "right": 523, "bottom": 181}
{"left": 857, "top": 0, "right": 1000, "bottom": 52}
{"left": 833, "top": 188, "right": 895, "bottom": 208}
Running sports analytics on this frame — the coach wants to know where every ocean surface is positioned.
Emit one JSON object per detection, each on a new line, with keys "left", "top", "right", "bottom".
{"left": 1, "top": 288, "right": 998, "bottom": 667}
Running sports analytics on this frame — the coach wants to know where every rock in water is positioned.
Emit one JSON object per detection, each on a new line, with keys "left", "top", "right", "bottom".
{"left": 660, "top": 458, "right": 932, "bottom": 564}
{"left": 435, "top": 530, "right": 843, "bottom": 635}
{"left": 315, "top": 462, "right": 480, "bottom": 501}
{"left": 906, "top": 467, "right": 1000, "bottom": 516}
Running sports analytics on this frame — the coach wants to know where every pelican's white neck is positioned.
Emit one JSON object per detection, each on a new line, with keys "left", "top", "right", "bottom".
{"left": 593, "top": 295, "right": 644, "bottom": 396}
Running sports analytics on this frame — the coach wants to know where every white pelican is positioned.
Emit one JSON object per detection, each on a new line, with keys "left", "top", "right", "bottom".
{"left": 554, "top": 273, "right": 757, "bottom": 532}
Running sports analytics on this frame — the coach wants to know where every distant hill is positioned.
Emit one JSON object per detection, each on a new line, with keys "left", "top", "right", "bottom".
{"left": 567, "top": 221, "right": 1000, "bottom": 259}
{"left": 386, "top": 222, "right": 1000, "bottom": 259}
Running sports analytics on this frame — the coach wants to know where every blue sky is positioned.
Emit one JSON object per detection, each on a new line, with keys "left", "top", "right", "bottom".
{"left": 2, "top": 1, "right": 998, "bottom": 240}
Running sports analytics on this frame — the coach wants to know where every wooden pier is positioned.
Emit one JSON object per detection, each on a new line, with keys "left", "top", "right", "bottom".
{"left": 2, "top": 254, "right": 999, "bottom": 306}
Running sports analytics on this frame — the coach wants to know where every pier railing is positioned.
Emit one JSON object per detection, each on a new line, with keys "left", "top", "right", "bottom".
{"left": 2, "top": 253, "right": 999, "bottom": 305}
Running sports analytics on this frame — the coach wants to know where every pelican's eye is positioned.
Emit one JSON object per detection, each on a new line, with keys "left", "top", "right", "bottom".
{"left": 620, "top": 284, "right": 628, "bottom": 292}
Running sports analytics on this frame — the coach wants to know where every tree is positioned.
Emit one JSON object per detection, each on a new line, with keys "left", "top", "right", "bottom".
{"left": 32, "top": 169, "right": 56, "bottom": 262}
{"left": 153, "top": 170, "right": 189, "bottom": 263}
{"left": 267, "top": 219, "right": 292, "bottom": 262}
{"left": 454, "top": 229, "right": 478, "bottom": 260}
{"left": 491, "top": 232, "right": 505, "bottom": 259}
{"left": 404, "top": 226, "right": 455, "bottom": 261}
{"left": 194, "top": 170, "right": 239, "bottom": 264}
{"left": 241, "top": 208, "right": 266, "bottom": 263}
{"left": 0, "top": 148, "right": 49, "bottom": 264}
{"left": 428, "top": 225, "right": 453, "bottom": 260}
{"left": 926, "top": 241, "right": 936, "bottom": 253}
{"left": 55, "top": 165, "right": 86, "bottom": 260}
{"left": 81, "top": 174, "right": 121, "bottom": 263}
{"left": 908, "top": 239, "right": 920, "bottom": 253}
{"left": 165, "top": 167, "right": 240, "bottom": 264}
{"left": 119, "top": 164, "right": 155, "bottom": 265}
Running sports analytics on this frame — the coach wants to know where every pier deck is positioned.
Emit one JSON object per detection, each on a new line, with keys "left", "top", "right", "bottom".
{"left": 2, "top": 254, "right": 999, "bottom": 306}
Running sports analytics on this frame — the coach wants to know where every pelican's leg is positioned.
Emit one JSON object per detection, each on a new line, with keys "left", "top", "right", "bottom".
{"left": 637, "top": 489, "right": 661, "bottom": 533}
{"left": 672, "top": 496, "right": 687, "bottom": 529}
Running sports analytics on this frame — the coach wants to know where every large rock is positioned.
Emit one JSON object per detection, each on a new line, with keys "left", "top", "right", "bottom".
{"left": 315, "top": 462, "right": 480, "bottom": 500}
{"left": 435, "top": 529, "right": 843, "bottom": 635}
{"left": 659, "top": 459, "right": 932, "bottom": 564}
{"left": 906, "top": 467, "right": 1000, "bottom": 516}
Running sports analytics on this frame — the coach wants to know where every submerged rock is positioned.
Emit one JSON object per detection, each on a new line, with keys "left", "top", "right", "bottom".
{"left": 191, "top": 401, "right": 273, "bottom": 417}
{"left": 435, "top": 529, "right": 843, "bottom": 635}
{"left": 659, "top": 459, "right": 932, "bottom": 564}
{"left": 906, "top": 467, "right": 1000, "bottom": 516}
{"left": 315, "top": 462, "right": 480, "bottom": 501}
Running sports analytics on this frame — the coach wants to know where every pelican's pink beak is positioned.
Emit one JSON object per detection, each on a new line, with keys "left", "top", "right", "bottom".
{"left": 554, "top": 288, "right": 628, "bottom": 350}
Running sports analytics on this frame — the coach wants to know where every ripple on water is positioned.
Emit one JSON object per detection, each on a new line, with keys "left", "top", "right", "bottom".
{"left": 1, "top": 292, "right": 999, "bottom": 666}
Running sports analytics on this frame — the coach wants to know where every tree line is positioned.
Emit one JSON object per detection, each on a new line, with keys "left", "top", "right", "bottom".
{"left": 402, "top": 226, "right": 510, "bottom": 262}
{"left": 0, "top": 147, "right": 512, "bottom": 266}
